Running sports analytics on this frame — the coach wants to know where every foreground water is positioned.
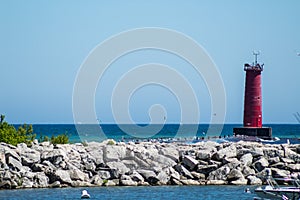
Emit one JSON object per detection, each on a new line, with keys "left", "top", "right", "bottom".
{"left": 0, "top": 185, "right": 257, "bottom": 200}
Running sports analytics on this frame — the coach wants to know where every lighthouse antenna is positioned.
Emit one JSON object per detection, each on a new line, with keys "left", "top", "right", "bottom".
{"left": 253, "top": 51, "right": 260, "bottom": 65}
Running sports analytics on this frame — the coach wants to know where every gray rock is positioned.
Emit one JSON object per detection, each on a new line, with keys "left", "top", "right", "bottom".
{"left": 49, "top": 181, "right": 61, "bottom": 188}
{"left": 263, "top": 147, "right": 283, "bottom": 158}
{"left": 22, "top": 177, "right": 34, "bottom": 188}
{"left": 287, "top": 164, "right": 300, "bottom": 172}
{"left": 122, "top": 159, "right": 138, "bottom": 170}
{"left": 120, "top": 175, "right": 138, "bottom": 186}
{"left": 268, "top": 157, "right": 281, "bottom": 165}
{"left": 230, "top": 177, "right": 247, "bottom": 185}
{"left": 157, "top": 170, "right": 170, "bottom": 185}
{"left": 170, "top": 178, "right": 183, "bottom": 185}
{"left": 105, "top": 179, "right": 119, "bottom": 186}
{"left": 0, "top": 180, "right": 11, "bottom": 189}
{"left": 97, "top": 170, "right": 111, "bottom": 180}
{"left": 169, "top": 167, "right": 180, "bottom": 180}
{"left": 106, "top": 161, "right": 130, "bottom": 176}
{"left": 7, "top": 156, "right": 22, "bottom": 171}
{"left": 191, "top": 171, "right": 205, "bottom": 180}
{"left": 227, "top": 169, "right": 244, "bottom": 180}
{"left": 103, "top": 145, "right": 126, "bottom": 162}
{"left": 69, "top": 169, "right": 88, "bottom": 181}
{"left": 20, "top": 149, "right": 41, "bottom": 166}
{"left": 137, "top": 169, "right": 159, "bottom": 185}
{"left": 196, "top": 150, "right": 212, "bottom": 160}
{"left": 71, "top": 180, "right": 92, "bottom": 187}
{"left": 90, "top": 175, "right": 103, "bottom": 185}
{"left": 253, "top": 157, "right": 269, "bottom": 172}
{"left": 270, "top": 162, "right": 285, "bottom": 169}
{"left": 241, "top": 166, "right": 255, "bottom": 177}
{"left": 120, "top": 179, "right": 138, "bottom": 186}
{"left": 0, "top": 149, "right": 6, "bottom": 165}
{"left": 271, "top": 168, "right": 290, "bottom": 178}
{"left": 180, "top": 179, "right": 200, "bottom": 185}
{"left": 197, "top": 164, "right": 218, "bottom": 175}
{"left": 41, "top": 149, "right": 67, "bottom": 165}
{"left": 130, "top": 171, "right": 144, "bottom": 182}
{"left": 213, "top": 144, "right": 237, "bottom": 161}
{"left": 182, "top": 155, "right": 198, "bottom": 170}
{"left": 158, "top": 146, "right": 179, "bottom": 162}
{"left": 207, "top": 166, "right": 230, "bottom": 181}
{"left": 151, "top": 154, "right": 177, "bottom": 168}
{"left": 281, "top": 157, "right": 295, "bottom": 164}
{"left": 174, "top": 164, "right": 193, "bottom": 179}
{"left": 34, "top": 172, "right": 49, "bottom": 188}
{"left": 247, "top": 175, "right": 262, "bottom": 185}
{"left": 206, "top": 180, "right": 227, "bottom": 185}
{"left": 53, "top": 169, "right": 72, "bottom": 184}
{"left": 84, "top": 162, "right": 96, "bottom": 172}
{"left": 240, "top": 153, "right": 253, "bottom": 166}
{"left": 237, "top": 147, "right": 264, "bottom": 158}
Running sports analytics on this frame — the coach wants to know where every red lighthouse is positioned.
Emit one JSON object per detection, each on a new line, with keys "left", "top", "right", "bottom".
{"left": 233, "top": 52, "right": 272, "bottom": 139}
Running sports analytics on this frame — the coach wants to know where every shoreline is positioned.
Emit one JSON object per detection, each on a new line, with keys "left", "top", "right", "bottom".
{"left": 1, "top": 140, "right": 300, "bottom": 189}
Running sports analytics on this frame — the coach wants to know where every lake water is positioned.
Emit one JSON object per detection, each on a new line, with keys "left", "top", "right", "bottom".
{"left": 0, "top": 185, "right": 257, "bottom": 200}
{"left": 14, "top": 123, "right": 300, "bottom": 144}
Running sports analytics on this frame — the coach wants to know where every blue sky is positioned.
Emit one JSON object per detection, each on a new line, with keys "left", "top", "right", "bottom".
{"left": 1, "top": 0, "right": 300, "bottom": 124}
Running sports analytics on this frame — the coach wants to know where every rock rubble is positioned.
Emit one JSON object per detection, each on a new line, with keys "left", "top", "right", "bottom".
{"left": 1, "top": 140, "right": 300, "bottom": 189}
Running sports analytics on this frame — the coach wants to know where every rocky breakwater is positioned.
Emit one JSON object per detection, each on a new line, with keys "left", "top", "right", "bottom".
{"left": 1, "top": 140, "right": 300, "bottom": 189}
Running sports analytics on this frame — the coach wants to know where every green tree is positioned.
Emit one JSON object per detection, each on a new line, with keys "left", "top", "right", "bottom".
{"left": 0, "top": 115, "right": 36, "bottom": 146}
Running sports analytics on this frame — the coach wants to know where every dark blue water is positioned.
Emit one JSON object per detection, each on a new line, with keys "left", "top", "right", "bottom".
{"left": 0, "top": 185, "right": 257, "bottom": 200}
{"left": 14, "top": 124, "right": 300, "bottom": 143}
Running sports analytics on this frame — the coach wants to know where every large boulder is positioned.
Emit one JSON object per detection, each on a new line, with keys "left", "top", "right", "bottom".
{"left": 103, "top": 145, "right": 126, "bottom": 162}
{"left": 213, "top": 144, "right": 237, "bottom": 161}
{"left": 157, "top": 170, "right": 170, "bottom": 185}
{"left": 137, "top": 169, "right": 159, "bottom": 185}
{"left": 119, "top": 175, "right": 138, "bottom": 186}
{"left": 263, "top": 147, "right": 283, "bottom": 159}
{"left": 34, "top": 172, "right": 49, "bottom": 188}
{"left": 240, "top": 153, "right": 253, "bottom": 166}
{"left": 230, "top": 177, "right": 247, "bottom": 185}
{"left": 20, "top": 149, "right": 41, "bottom": 166}
{"left": 106, "top": 161, "right": 130, "bottom": 176}
{"left": 227, "top": 169, "right": 244, "bottom": 180}
{"left": 287, "top": 164, "right": 300, "bottom": 172}
{"left": 174, "top": 164, "right": 193, "bottom": 179}
{"left": 197, "top": 164, "right": 218, "bottom": 175}
{"left": 69, "top": 169, "right": 88, "bottom": 181}
{"left": 7, "top": 156, "right": 22, "bottom": 171}
{"left": 52, "top": 169, "right": 72, "bottom": 184}
{"left": 151, "top": 154, "right": 177, "bottom": 168}
{"left": 158, "top": 145, "right": 179, "bottom": 162}
{"left": 207, "top": 166, "right": 230, "bottom": 181}
{"left": 253, "top": 157, "right": 269, "bottom": 172}
{"left": 206, "top": 180, "right": 227, "bottom": 185}
{"left": 0, "top": 149, "right": 6, "bottom": 165}
{"left": 41, "top": 149, "right": 67, "bottom": 165}
{"left": 196, "top": 149, "right": 212, "bottom": 160}
{"left": 247, "top": 175, "right": 262, "bottom": 185}
{"left": 271, "top": 168, "right": 290, "bottom": 179}
{"left": 130, "top": 171, "right": 145, "bottom": 183}
{"left": 97, "top": 170, "right": 111, "bottom": 180}
{"left": 182, "top": 155, "right": 198, "bottom": 170}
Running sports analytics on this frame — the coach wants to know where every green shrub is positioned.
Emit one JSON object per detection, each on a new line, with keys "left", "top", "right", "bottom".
{"left": 106, "top": 139, "right": 115, "bottom": 145}
{"left": 50, "top": 133, "right": 69, "bottom": 145}
{"left": 0, "top": 114, "right": 69, "bottom": 146}
{"left": 0, "top": 115, "right": 36, "bottom": 146}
